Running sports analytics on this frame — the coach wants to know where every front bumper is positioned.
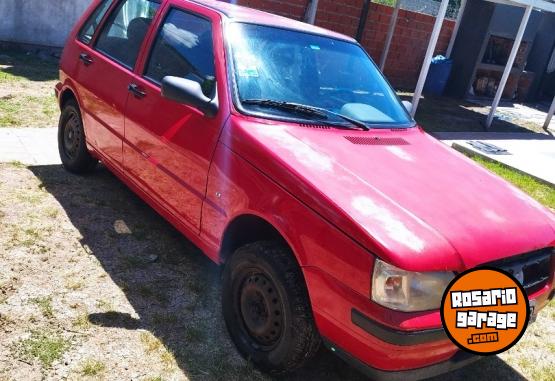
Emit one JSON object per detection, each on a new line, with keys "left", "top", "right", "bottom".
{"left": 305, "top": 264, "right": 554, "bottom": 375}
{"left": 351, "top": 308, "right": 446, "bottom": 346}
{"left": 323, "top": 338, "right": 481, "bottom": 381}
{"left": 329, "top": 283, "right": 554, "bottom": 380}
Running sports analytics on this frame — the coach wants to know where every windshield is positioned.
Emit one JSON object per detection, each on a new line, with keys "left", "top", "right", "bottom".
{"left": 228, "top": 23, "right": 413, "bottom": 128}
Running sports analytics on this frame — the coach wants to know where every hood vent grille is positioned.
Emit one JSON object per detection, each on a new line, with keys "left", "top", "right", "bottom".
{"left": 298, "top": 123, "right": 332, "bottom": 130}
{"left": 344, "top": 136, "right": 409, "bottom": 146}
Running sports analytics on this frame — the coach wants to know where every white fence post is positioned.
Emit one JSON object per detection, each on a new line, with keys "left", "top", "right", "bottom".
{"left": 305, "top": 0, "right": 320, "bottom": 25}
{"left": 446, "top": 0, "right": 467, "bottom": 59}
{"left": 485, "top": 5, "right": 533, "bottom": 129}
{"left": 380, "top": 0, "right": 402, "bottom": 71}
{"left": 543, "top": 95, "right": 555, "bottom": 130}
{"left": 411, "top": 0, "right": 450, "bottom": 117}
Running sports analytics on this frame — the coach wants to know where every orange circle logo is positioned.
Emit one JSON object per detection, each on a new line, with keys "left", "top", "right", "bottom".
{"left": 441, "top": 267, "right": 530, "bottom": 355}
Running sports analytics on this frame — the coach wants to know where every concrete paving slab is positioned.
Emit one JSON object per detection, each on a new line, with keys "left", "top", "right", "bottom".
{"left": 468, "top": 99, "right": 555, "bottom": 130}
{"left": 433, "top": 132, "right": 555, "bottom": 187}
{"left": 0, "top": 128, "right": 60, "bottom": 165}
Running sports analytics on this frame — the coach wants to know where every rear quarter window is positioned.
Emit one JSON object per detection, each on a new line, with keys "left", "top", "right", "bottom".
{"left": 78, "top": 0, "right": 113, "bottom": 45}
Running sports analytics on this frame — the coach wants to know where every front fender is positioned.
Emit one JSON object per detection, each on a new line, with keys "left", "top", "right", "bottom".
{"left": 201, "top": 142, "right": 374, "bottom": 298}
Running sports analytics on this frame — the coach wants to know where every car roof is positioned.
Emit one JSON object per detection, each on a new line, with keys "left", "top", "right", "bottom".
{"left": 183, "top": 0, "right": 356, "bottom": 43}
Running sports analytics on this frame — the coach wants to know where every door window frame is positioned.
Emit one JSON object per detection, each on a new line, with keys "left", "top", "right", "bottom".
{"left": 89, "top": 0, "right": 163, "bottom": 71}
{"left": 140, "top": 6, "right": 216, "bottom": 88}
{"left": 76, "top": 0, "right": 118, "bottom": 47}
{"left": 126, "top": 0, "right": 228, "bottom": 119}
{"left": 77, "top": 0, "right": 115, "bottom": 45}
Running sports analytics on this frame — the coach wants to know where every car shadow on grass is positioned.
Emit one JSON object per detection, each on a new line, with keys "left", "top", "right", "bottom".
{"left": 0, "top": 50, "right": 59, "bottom": 82}
{"left": 28, "top": 164, "right": 528, "bottom": 381}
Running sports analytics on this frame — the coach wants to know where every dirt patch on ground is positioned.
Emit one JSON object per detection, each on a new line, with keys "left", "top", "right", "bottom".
{"left": 0, "top": 163, "right": 553, "bottom": 381}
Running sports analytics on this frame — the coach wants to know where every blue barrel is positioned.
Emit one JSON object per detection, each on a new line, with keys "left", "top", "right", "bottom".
{"left": 424, "top": 57, "right": 453, "bottom": 96}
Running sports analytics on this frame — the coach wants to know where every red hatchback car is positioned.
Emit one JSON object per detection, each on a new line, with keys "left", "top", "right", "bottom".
{"left": 56, "top": 0, "right": 555, "bottom": 378}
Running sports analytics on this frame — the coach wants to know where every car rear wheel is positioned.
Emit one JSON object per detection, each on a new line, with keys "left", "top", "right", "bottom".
{"left": 58, "top": 99, "right": 97, "bottom": 174}
{"left": 222, "top": 241, "right": 321, "bottom": 374}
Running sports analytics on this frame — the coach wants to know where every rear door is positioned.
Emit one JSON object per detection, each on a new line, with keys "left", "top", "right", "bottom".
{"left": 123, "top": 2, "right": 225, "bottom": 232}
{"left": 72, "top": 0, "right": 161, "bottom": 170}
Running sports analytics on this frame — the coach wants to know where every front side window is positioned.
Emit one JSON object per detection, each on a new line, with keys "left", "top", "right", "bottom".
{"left": 228, "top": 23, "right": 413, "bottom": 128}
{"left": 78, "top": 0, "right": 113, "bottom": 44}
{"left": 95, "top": 0, "right": 160, "bottom": 69}
{"left": 145, "top": 9, "right": 215, "bottom": 96}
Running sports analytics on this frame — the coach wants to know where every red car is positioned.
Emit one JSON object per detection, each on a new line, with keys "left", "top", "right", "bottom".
{"left": 56, "top": 0, "right": 555, "bottom": 378}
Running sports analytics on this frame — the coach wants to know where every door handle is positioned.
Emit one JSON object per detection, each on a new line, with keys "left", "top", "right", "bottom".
{"left": 128, "top": 83, "right": 146, "bottom": 99}
{"left": 79, "top": 53, "right": 94, "bottom": 66}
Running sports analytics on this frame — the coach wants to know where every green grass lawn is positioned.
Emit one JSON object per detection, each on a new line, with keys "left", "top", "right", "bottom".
{"left": 0, "top": 50, "right": 59, "bottom": 127}
{"left": 470, "top": 155, "right": 555, "bottom": 210}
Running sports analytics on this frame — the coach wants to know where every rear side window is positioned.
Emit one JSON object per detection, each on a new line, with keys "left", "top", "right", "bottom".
{"left": 78, "top": 0, "right": 113, "bottom": 45}
{"left": 95, "top": 0, "right": 160, "bottom": 69}
{"left": 145, "top": 9, "right": 215, "bottom": 96}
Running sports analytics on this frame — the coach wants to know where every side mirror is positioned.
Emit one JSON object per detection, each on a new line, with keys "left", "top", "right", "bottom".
{"left": 161, "top": 76, "right": 218, "bottom": 118}
{"left": 402, "top": 100, "right": 413, "bottom": 114}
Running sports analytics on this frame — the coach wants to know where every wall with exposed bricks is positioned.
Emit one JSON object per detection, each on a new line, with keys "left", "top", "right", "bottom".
{"left": 237, "top": 0, "right": 455, "bottom": 89}
{"left": 239, "top": 0, "right": 308, "bottom": 20}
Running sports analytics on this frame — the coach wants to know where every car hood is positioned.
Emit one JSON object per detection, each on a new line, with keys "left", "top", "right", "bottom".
{"left": 223, "top": 117, "right": 555, "bottom": 272}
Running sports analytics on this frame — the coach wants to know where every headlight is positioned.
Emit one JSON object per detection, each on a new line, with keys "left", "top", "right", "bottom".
{"left": 371, "top": 259, "right": 454, "bottom": 312}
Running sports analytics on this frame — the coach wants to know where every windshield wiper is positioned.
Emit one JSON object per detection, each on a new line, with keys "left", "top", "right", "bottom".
{"left": 242, "top": 99, "right": 327, "bottom": 118}
{"left": 241, "top": 99, "right": 370, "bottom": 131}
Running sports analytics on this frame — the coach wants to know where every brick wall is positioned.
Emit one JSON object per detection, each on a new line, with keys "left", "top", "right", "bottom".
{"left": 239, "top": 0, "right": 308, "bottom": 19}
{"left": 236, "top": 0, "right": 455, "bottom": 89}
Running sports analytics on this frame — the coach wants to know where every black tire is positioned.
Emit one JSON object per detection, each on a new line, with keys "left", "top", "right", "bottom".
{"left": 58, "top": 99, "right": 97, "bottom": 174}
{"left": 222, "top": 241, "right": 321, "bottom": 375}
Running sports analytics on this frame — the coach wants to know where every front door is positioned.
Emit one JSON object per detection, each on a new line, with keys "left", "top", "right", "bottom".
{"left": 73, "top": 0, "right": 161, "bottom": 170}
{"left": 123, "top": 5, "right": 223, "bottom": 232}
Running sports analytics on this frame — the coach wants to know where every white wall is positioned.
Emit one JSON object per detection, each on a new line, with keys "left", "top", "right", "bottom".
{"left": 0, "top": 0, "right": 93, "bottom": 48}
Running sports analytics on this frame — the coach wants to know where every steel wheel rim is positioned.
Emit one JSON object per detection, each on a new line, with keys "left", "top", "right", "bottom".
{"left": 63, "top": 112, "right": 81, "bottom": 160}
{"left": 239, "top": 272, "right": 284, "bottom": 348}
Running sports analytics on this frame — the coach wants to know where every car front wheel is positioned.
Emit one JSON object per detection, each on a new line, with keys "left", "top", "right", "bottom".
{"left": 222, "top": 241, "right": 321, "bottom": 374}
